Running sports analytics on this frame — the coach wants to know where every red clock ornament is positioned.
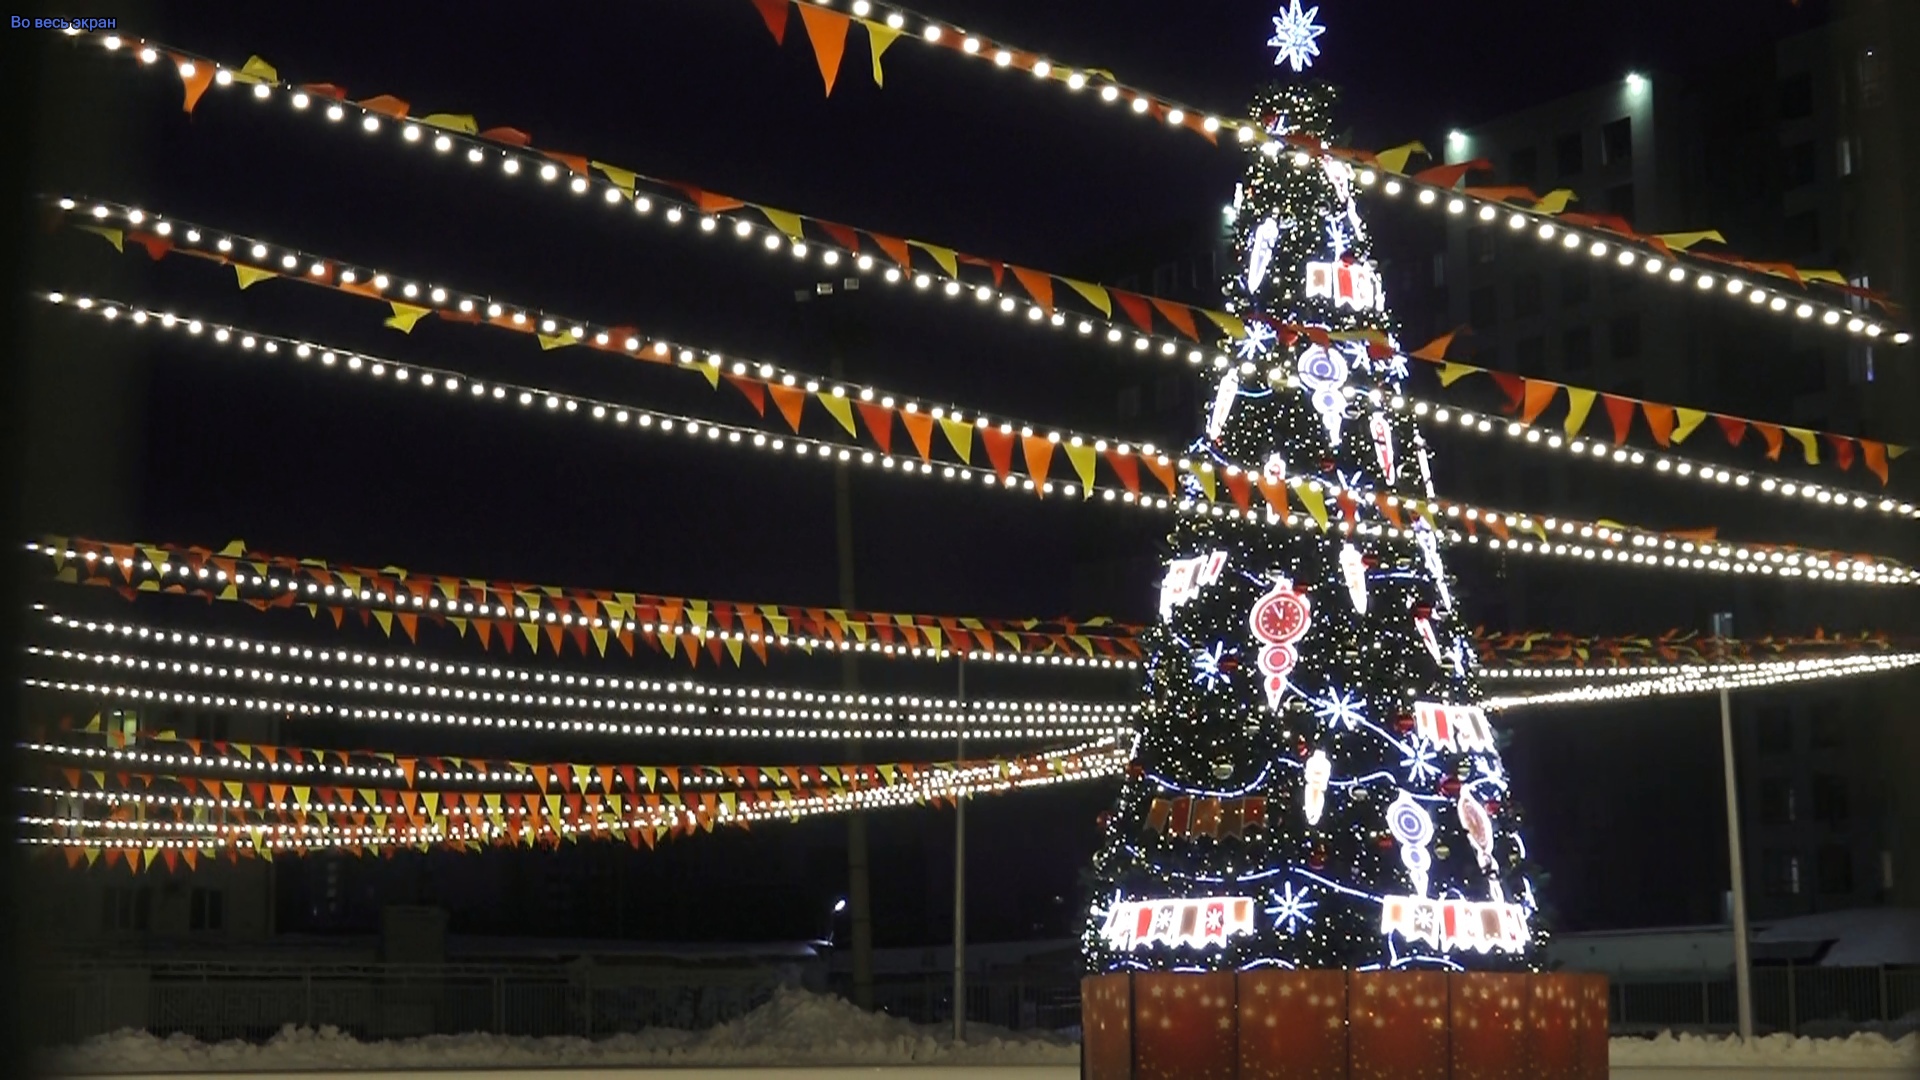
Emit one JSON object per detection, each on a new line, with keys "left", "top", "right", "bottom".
{"left": 1249, "top": 577, "right": 1313, "bottom": 711}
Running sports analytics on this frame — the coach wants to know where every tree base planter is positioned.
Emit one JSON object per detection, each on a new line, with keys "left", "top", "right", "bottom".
{"left": 1081, "top": 969, "right": 1608, "bottom": 1079}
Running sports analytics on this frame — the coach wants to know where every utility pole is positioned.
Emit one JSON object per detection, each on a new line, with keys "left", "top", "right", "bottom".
{"left": 1715, "top": 611, "right": 1754, "bottom": 1040}
{"left": 953, "top": 656, "right": 967, "bottom": 1043}
{"left": 806, "top": 278, "right": 875, "bottom": 1010}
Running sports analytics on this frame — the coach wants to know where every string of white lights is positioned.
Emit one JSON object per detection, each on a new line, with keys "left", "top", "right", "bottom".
{"left": 1395, "top": 397, "right": 1918, "bottom": 521}
{"left": 39, "top": 292, "right": 1912, "bottom": 585}
{"left": 25, "top": 644, "right": 1132, "bottom": 728}
{"left": 1479, "top": 654, "right": 1904, "bottom": 680}
{"left": 1483, "top": 652, "right": 1920, "bottom": 710}
{"left": 34, "top": 609, "right": 1131, "bottom": 716}
{"left": 76, "top": 28, "right": 1910, "bottom": 345}
{"left": 21, "top": 676, "right": 1126, "bottom": 742}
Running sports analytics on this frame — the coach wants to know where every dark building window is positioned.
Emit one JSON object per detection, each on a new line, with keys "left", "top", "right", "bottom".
{"left": 1509, "top": 146, "right": 1538, "bottom": 186}
{"left": 1813, "top": 774, "right": 1850, "bottom": 825}
{"left": 1469, "top": 285, "right": 1498, "bottom": 329}
{"left": 1606, "top": 183, "right": 1636, "bottom": 221}
{"left": 1757, "top": 707, "right": 1793, "bottom": 754}
{"left": 1514, "top": 335, "right": 1546, "bottom": 370}
{"left": 1817, "top": 845, "right": 1853, "bottom": 894}
{"left": 191, "top": 887, "right": 225, "bottom": 932}
{"left": 1763, "top": 849, "right": 1802, "bottom": 896}
{"left": 1559, "top": 263, "right": 1590, "bottom": 306}
{"left": 1780, "top": 71, "right": 1813, "bottom": 119}
{"left": 1562, "top": 326, "right": 1593, "bottom": 371}
{"left": 1784, "top": 141, "right": 1817, "bottom": 188}
{"left": 1601, "top": 117, "right": 1632, "bottom": 165}
{"left": 1513, "top": 276, "right": 1542, "bottom": 318}
{"left": 1468, "top": 228, "right": 1496, "bottom": 265}
{"left": 1856, "top": 49, "right": 1887, "bottom": 109}
{"left": 1609, "top": 314, "right": 1641, "bottom": 359}
{"left": 1837, "top": 135, "right": 1860, "bottom": 178}
{"left": 1555, "top": 131, "right": 1584, "bottom": 176}
{"left": 102, "top": 887, "right": 152, "bottom": 932}
{"left": 1784, "top": 211, "right": 1820, "bottom": 254}
{"left": 1759, "top": 776, "right": 1797, "bottom": 826}
{"left": 1810, "top": 707, "right": 1844, "bottom": 748}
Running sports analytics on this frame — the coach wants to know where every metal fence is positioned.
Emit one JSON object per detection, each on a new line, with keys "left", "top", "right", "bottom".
{"left": 33, "top": 959, "right": 794, "bottom": 1048}
{"left": 1611, "top": 964, "right": 1920, "bottom": 1035}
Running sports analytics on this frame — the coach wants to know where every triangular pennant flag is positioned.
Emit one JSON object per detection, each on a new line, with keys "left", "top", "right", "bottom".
{"left": 1601, "top": 395, "right": 1637, "bottom": 444}
{"left": 1411, "top": 330, "right": 1459, "bottom": 362}
{"left": 796, "top": 4, "right": 852, "bottom": 95}
{"left": 385, "top": 302, "right": 431, "bottom": 332}
{"left": 1373, "top": 141, "right": 1428, "bottom": 175}
{"left": 1825, "top": 434, "right": 1857, "bottom": 472}
{"left": 235, "top": 56, "right": 279, "bottom": 84}
{"left": 1860, "top": 440, "right": 1890, "bottom": 485}
{"left": 855, "top": 401, "right": 894, "bottom": 453}
{"left": 937, "top": 416, "right": 973, "bottom": 463}
{"left": 899, "top": 409, "right": 935, "bottom": 460}
{"left": 1564, "top": 387, "right": 1597, "bottom": 436}
{"left": 1112, "top": 291, "right": 1155, "bottom": 332}
{"left": 1653, "top": 230, "right": 1725, "bottom": 250}
{"left": 1642, "top": 403, "right": 1678, "bottom": 447}
{"left": 908, "top": 241, "right": 959, "bottom": 279}
{"left": 1435, "top": 361, "right": 1479, "bottom": 386}
{"left": 1149, "top": 298, "right": 1200, "bottom": 340}
{"left": 1487, "top": 371, "right": 1525, "bottom": 410}
{"left": 1671, "top": 408, "right": 1709, "bottom": 444}
{"left": 234, "top": 265, "right": 277, "bottom": 290}
{"left": 1532, "top": 189, "right": 1578, "bottom": 214}
{"left": 1064, "top": 442, "right": 1098, "bottom": 496}
{"left": 723, "top": 375, "right": 768, "bottom": 416}
{"left": 1201, "top": 309, "right": 1248, "bottom": 340}
{"left": 172, "top": 54, "right": 215, "bottom": 114}
{"left": 756, "top": 204, "right": 806, "bottom": 242}
{"left": 1715, "top": 415, "right": 1749, "bottom": 446}
{"left": 767, "top": 383, "right": 807, "bottom": 431}
{"left": 1193, "top": 466, "right": 1218, "bottom": 503}
{"left": 1519, "top": 380, "right": 1559, "bottom": 425}
{"left": 861, "top": 19, "right": 903, "bottom": 85}
{"left": 1061, "top": 278, "right": 1113, "bottom": 316}
{"left": 77, "top": 225, "right": 123, "bottom": 252}
{"left": 1141, "top": 454, "right": 1177, "bottom": 495}
{"left": 1754, "top": 422, "right": 1785, "bottom": 460}
{"left": 1786, "top": 427, "right": 1821, "bottom": 464}
{"left": 537, "top": 332, "right": 576, "bottom": 351}
{"left": 980, "top": 426, "right": 1015, "bottom": 481}
{"left": 1021, "top": 435, "right": 1055, "bottom": 490}
{"left": 1010, "top": 266, "right": 1054, "bottom": 313}
{"left": 750, "top": 0, "right": 790, "bottom": 43}
{"left": 422, "top": 113, "right": 480, "bottom": 134}
{"left": 1293, "top": 482, "right": 1329, "bottom": 529}
{"left": 816, "top": 391, "right": 857, "bottom": 436}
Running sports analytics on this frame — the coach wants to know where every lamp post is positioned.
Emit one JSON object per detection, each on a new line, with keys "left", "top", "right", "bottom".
{"left": 824, "top": 896, "right": 847, "bottom": 947}
{"left": 1714, "top": 611, "right": 1754, "bottom": 1040}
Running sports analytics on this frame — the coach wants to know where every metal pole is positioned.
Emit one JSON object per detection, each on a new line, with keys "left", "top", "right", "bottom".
{"left": 953, "top": 656, "right": 967, "bottom": 1043}
{"left": 1715, "top": 611, "right": 1754, "bottom": 1040}
{"left": 826, "top": 345, "right": 874, "bottom": 1012}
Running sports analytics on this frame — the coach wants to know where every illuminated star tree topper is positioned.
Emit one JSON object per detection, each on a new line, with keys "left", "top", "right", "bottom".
{"left": 1268, "top": 0, "right": 1326, "bottom": 72}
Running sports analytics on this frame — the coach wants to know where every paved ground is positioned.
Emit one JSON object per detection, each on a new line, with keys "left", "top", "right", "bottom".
{"left": 63, "top": 1067, "right": 1919, "bottom": 1078}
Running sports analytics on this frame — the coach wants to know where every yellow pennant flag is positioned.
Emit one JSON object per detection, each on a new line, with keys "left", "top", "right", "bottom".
{"left": 1061, "top": 278, "right": 1113, "bottom": 316}
{"left": 1671, "top": 408, "right": 1709, "bottom": 443}
{"left": 695, "top": 356, "right": 721, "bottom": 388}
{"left": 816, "top": 392, "right": 857, "bottom": 435}
{"left": 1373, "top": 141, "right": 1428, "bottom": 174}
{"left": 385, "top": 302, "right": 431, "bottom": 332}
{"left": 1563, "top": 387, "right": 1597, "bottom": 436}
{"left": 78, "top": 224, "right": 124, "bottom": 251}
{"left": 592, "top": 160, "right": 637, "bottom": 194}
{"left": 1798, "top": 268, "right": 1848, "bottom": 285}
{"left": 756, "top": 204, "right": 806, "bottom": 242}
{"left": 372, "top": 610, "right": 393, "bottom": 636}
{"left": 1293, "top": 482, "right": 1329, "bottom": 529}
{"left": 1652, "top": 230, "right": 1725, "bottom": 251}
{"left": 937, "top": 415, "right": 973, "bottom": 463}
{"left": 422, "top": 113, "right": 479, "bottom": 134}
{"left": 908, "top": 241, "right": 959, "bottom": 279}
{"left": 1532, "top": 189, "right": 1578, "bottom": 215}
{"left": 861, "top": 19, "right": 903, "bottom": 85}
{"left": 537, "top": 332, "right": 575, "bottom": 351}
{"left": 1194, "top": 465, "right": 1218, "bottom": 503}
{"left": 1786, "top": 427, "right": 1821, "bottom": 464}
{"left": 1435, "top": 361, "right": 1481, "bottom": 386}
{"left": 234, "top": 56, "right": 279, "bottom": 84}
{"left": 234, "top": 265, "right": 277, "bottom": 290}
{"left": 1064, "top": 442, "right": 1097, "bottom": 496}
{"left": 725, "top": 636, "right": 743, "bottom": 665}
{"left": 1201, "top": 309, "right": 1248, "bottom": 340}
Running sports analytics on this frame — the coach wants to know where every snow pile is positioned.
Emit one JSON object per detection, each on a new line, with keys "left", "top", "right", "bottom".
{"left": 42, "top": 986, "right": 1079, "bottom": 1073}
{"left": 1610, "top": 1029, "right": 1919, "bottom": 1068}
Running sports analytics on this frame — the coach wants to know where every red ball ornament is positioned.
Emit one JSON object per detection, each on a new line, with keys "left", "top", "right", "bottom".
{"left": 1486, "top": 800, "right": 1502, "bottom": 816}
{"left": 1125, "top": 762, "right": 1144, "bottom": 780}
{"left": 1219, "top": 655, "right": 1240, "bottom": 673}
{"left": 1413, "top": 604, "right": 1434, "bottom": 620}
{"left": 1394, "top": 713, "right": 1416, "bottom": 734}
{"left": 1319, "top": 457, "right": 1337, "bottom": 472}
{"left": 1096, "top": 812, "right": 1112, "bottom": 829}
{"left": 1439, "top": 777, "right": 1463, "bottom": 798}
{"left": 1308, "top": 844, "right": 1327, "bottom": 869}
{"left": 1375, "top": 833, "right": 1395, "bottom": 849}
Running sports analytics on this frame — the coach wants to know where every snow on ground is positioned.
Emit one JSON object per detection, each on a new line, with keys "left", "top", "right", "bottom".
{"left": 42, "top": 986, "right": 1078, "bottom": 1074}
{"left": 40, "top": 987, "right": 1920, "bottom": 1075}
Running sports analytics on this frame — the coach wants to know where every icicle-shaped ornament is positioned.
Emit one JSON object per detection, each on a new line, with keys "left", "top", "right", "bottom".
{"left": 1206, "top": 370, "right": 1240, "bottom": 440}
{"left": 1246, "top": 217, "right": 1280, "bottom": 293}
{"left": 1303, "top": 750, "right": 1332, "bottom": 824}
{"left": 1413, "top": 519, "right": 1452, "bottom": 611}
{"left": 1368, "top": 413, "right": 1396, "bottom": 483}
{"left": 1338, "top": 543, "right": 1368, "bottom": 613}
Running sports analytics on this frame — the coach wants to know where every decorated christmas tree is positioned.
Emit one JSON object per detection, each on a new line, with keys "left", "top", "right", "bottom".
{"left": 1082, "top": 58, "right": 1545, "bottom": 973}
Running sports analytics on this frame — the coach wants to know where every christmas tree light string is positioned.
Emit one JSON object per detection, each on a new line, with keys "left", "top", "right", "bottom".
{"left": 36, "top": 290, "right": 1912, "bottom": 584}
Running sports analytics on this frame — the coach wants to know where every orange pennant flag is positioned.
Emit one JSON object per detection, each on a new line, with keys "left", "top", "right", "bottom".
{"left": 173, "top": 54, "right": 215, "bottom": 114}
{"left": 1753, "top": 422, "right": 1786, "bottom": 461}
{"left": 898, "top": 409, "right": 935, "bottom": 460}
{"left": 1642, "top": 403, "right": 1678, "bottom": 447}
{"left": 796, "top": 4, "right": 852, "bottom": 95}
{"left": 1860, "top": 440, "right": 1890, "bottom": 485}
{"left": 1519, "top": 380, "right": 1559, "bottom": 425}
{"left": 1149, "top": 298, "right": 1200, "bottom": 340}
{"left": 766, "top": 383, "right": 807, "bottom": 431}
{"left": 1021, "top": 434, "right": 1055, "bottom": 491}
{"left": 1010, "top": 266, "right": 1054, "bottom": 313}
{"left": 1411, "top": 330, "right": 1458, "bottom": 362}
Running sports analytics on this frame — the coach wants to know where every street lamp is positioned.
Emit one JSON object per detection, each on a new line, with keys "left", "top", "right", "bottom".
{"left": 823, "top": 897, "right": 848, "bottom": 946}
{"left": 1713, "top": 611, "right": 1754, "bottom": 1040}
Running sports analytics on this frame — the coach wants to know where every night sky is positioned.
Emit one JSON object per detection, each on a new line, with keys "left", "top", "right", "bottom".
{"left": 7, "top": 0, "right": 1884, "bottom": 951}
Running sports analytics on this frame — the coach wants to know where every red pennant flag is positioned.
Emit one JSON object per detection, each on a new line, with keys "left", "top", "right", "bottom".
{"left": 723, "top": 375, "right": 767, "bottom": 417}
{"left": 855, "top": 402, "right": 894, "bottom": 454}
{"left": 1825, "top": 434, "right": 1856, "bottom": 471}
{"left": 1411, "top": 159, "right": 1490, "bottom": 189}
{"left": 1488, "top": 371, "right": 1525, "bottom": 412}
{"left": 818, "top": 220, "right": 861, "bottom": 252}
{"left": 750, "top": 0, "right": 790, "bottom": 43}
{"left": 868, "top": 232, "right": 912, "bottom": 270}
{"left": 1714, "top": 415, "right": 1748, "bottom": 446}
{"left": 1222, "top": 470, "right": 1252, "bottom": 512}
{"left": 479, "top": 126, "right": 532, "bottom": 147}
{"left": 1112, "top": 291, "right": 1155, "bottom": 333}
{"left": 1601, "top": 395, "right": 1637, "bottom": 444}
{"left": 980, "top": 426, "right": 1015, "bottom": 481}
{"left": 1105, "top": 450, "right": 1141, "bottom": 494}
